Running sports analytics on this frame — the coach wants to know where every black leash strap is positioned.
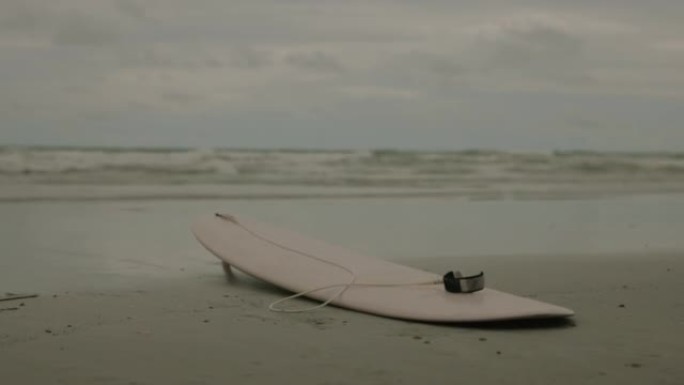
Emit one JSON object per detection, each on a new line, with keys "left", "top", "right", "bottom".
{"left": 443, "top": 271, "right": 485, "bottom": 293}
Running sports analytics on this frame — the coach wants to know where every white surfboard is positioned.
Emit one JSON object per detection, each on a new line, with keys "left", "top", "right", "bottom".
{"left": 192, "top": 213, "right": 574, "bottom": 322}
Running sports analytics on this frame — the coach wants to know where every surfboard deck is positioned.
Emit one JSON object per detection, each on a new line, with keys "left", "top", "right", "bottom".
{"left": 192, "top": 214, "right": 574, "bottom": 322}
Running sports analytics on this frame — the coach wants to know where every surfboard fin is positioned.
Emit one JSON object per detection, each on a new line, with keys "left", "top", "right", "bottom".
{"left": 443, "top": 271, "right": 485, "bottom": 293}
{"left": 215, "top": 213, "right": 238, "bottom": 224}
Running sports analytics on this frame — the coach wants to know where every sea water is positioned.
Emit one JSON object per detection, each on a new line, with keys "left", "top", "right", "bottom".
{"left": 1, "top": 147, "right": 683, "bottom": 292}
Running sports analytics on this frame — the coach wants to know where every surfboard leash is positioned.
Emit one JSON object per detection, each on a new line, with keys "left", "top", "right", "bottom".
{"left": 215, "top": 213, "right": 485, "bottom": 313}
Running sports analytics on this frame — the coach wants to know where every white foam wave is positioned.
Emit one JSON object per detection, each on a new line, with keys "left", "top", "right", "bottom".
{"left": 2, "top": 147, "right": 684, "bottom": 187}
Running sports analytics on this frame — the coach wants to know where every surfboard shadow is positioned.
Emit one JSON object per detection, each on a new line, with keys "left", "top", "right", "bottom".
{"left": 447, "top": 316, "right": 576, "bottom": 330}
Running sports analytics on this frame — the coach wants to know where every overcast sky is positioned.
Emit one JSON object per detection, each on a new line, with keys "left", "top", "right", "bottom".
{"left": 1, "top": 0, "right": 683, "bottom": 151}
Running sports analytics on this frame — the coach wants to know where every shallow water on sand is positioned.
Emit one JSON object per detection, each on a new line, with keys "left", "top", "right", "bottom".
{"left": 2, "top": 194, "right": 683, "bottom": 293}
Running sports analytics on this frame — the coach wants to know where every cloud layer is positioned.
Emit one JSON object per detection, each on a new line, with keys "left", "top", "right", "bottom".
{"left": 2, "top": 0, "right": 683, "bottom": 150}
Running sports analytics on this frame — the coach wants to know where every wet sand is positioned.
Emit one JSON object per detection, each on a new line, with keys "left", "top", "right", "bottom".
{"left": 1, "top": 199, "right": 683, "bottom": 384}
{"left": 1, "top": 253, "right": 682, "bottom": 385}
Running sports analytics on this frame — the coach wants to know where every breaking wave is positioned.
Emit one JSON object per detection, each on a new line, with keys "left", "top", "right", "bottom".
{"left": 2, "top": 146, "right": 684, "bottom": 187}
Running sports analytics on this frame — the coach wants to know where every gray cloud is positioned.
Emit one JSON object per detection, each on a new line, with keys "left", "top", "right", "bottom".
{"left": 1, "top": 0, "right": 684, "bottom": 150}
{"left": 0, "top": 2, "right": 42, "bottom": 33}
{"left": 115, "top": 45, "right": 273, "bottom": 73}
{"left": 474, "top": 22, "right": 583, "bottom": 70}
{"left": 118, "top": 46, "right": 219, "bottom": 70}
{"left": 52, "top": 12, "right": 120, "bottom": 46}
{"left": 285, "top": 51, "right": 344, "bottom": 73}
{"left": 229, "top": 47, "right": 272, "bottom": 69}
{"left": 114, "top": 0, "right": 148, "bottom": 20}
{"left": 404, "top": 52, "right": 467, "bottom": 80}
{"left": 467, "top": 18, "right": 592, "bottom": 88}
{"left": 159, "top": 90, "right": 204, "bottom": 105}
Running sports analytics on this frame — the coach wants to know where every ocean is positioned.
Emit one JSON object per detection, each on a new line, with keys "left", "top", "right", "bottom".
{"left": 2, "top": 146, "right": 684, "bottom": 201}
{"left": 2, "top": 146, "right": 684, "bottom": 292}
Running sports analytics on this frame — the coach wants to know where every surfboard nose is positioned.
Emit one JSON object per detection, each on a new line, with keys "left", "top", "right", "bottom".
{"left": 191, "top": 214, "right": 226, "bottom": 237}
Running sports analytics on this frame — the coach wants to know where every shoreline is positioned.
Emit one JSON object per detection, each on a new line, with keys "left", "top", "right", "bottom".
{"left": 5, "top": 180, "right": 684, "bottom": 203}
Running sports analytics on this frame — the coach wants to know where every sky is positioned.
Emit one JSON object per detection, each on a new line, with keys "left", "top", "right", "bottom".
{"left": 1, "top": 0, "right": 683, "bottom": 151}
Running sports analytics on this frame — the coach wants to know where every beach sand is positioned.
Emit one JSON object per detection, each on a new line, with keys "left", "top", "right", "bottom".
{"left": 1, "top": 198, "right": 683, "bottom": 384}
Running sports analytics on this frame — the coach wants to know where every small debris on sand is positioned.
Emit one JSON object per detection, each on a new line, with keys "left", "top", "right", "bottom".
{"left": 1, "top": 293, "right": 39, "bottom": 303}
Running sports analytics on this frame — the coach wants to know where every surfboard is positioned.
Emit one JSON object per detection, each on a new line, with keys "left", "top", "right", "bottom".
{"left": 192, "top": 213, "right": 574, "bottom": 322}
